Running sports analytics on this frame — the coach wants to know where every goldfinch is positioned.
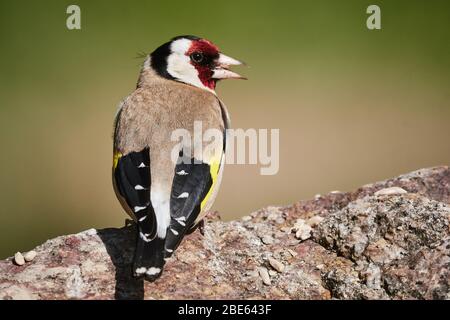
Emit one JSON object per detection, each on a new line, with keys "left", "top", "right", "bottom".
{"left": 112, "top": 35, "right": 245, "bottom": 280}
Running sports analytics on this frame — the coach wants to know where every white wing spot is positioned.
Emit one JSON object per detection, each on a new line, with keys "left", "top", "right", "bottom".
{"left": 176, "top": 170, "right": 188, "bottom": 175}
{"left": 138, "top": 216, "right": 147, "bottom": 222}
{"left": 177, "top": 216, "right": 186, "bottom": 221}
{"left": 177, "top": 192, "right": 189, "bottom": 199}
{"left": 176, "top": 218, "right": 186, "bottom": 226}
{"left": 170, "top": 228, "right": 179, "bottom": 236}
{"left": 166, "top": 248, "right": 173, "bottom": 253}
{"left": 138, "top": 162, "right": 146, "bottom": 168}
{"left": 135, "top": 185, "right": 146, "bottom": 190}
{"left": 139, "top": 232, "right": 151, "bottom": 242}
{"left": 134, "top": 206, "right": 147, "bottom": 213}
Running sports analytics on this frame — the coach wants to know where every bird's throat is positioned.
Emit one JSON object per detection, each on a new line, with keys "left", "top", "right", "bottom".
{"left": 195, "top": 66, "right": 216, "bottom": 90}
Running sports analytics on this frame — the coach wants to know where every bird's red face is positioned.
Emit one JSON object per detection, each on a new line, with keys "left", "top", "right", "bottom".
{"left": 185, "top": 39, "right": 221, "bottom": 90}
{"left": 150, "top": 35, "right": 245, "bottom": 93}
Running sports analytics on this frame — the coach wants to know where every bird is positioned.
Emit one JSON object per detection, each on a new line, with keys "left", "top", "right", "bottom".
{"left": 112, "top": 35, "right": 245, "bottom": 281}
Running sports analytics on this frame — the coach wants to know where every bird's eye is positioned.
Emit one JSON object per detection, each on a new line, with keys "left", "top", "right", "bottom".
{"left": 190, "top": 52, "right": 204, "bottom": 63}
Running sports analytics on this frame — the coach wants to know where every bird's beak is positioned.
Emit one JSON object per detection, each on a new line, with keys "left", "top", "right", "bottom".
{"left": 212, "top": 53, "right": 247, "bottom": 80}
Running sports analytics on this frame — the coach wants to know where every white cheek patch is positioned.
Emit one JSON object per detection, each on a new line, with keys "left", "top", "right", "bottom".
{"left": 166, "top": 54, "right": 198, "bottom": 85}
{"left": 170, "top": 38, "right": 191, "bottom": 54}
{"left": 166, "top": 39, "right": 215, "bottom": 94}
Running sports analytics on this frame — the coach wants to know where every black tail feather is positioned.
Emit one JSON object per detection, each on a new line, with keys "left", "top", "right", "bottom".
{"left": 133, "top": 231, "right": 165, "bottom": 281}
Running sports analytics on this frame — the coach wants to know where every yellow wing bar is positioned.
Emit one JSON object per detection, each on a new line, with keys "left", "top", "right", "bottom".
{"left": 200, "top": 155, "right": 221, "bottom": 211}
{"left": 113, "top": 151, "right": 123, "bottom": 170}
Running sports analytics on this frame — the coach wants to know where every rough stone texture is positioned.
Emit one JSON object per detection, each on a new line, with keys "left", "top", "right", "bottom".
{"left": 0, "top": 166, "right": 448, "bottom": 300}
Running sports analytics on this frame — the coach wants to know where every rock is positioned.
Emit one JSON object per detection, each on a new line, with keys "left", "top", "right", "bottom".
{"left": 266, "top": 207, "right": 282, "bottom": 221}
{"left": 261, "top": 235, "right": 274, "bottom": 245}
{"left": 361, "top": 263, "right": 382, "bottom": 289}
{"left": 268, "top": 257, "right": 285, "bottom": 273}
{"left": 306, "top": 216, "right": 324, "bottom": 227}
{"left": 23, "top": 251, "right": 36, "bottom": 262}
{"left": 313, "top": 194, "right": 449, "bottom": 263}
{"left": 293, "top": 219, "right": 312, "bottom": 240}
{"left": 0, "top": 166, "right": 448, "bottom": 300}
{"left": 374, "top": 187, "right": 408, "bottom": 196}
{"left": 13, "top": 252, "right": 25, "bottom": 266}
{"left": 287, "top": 249, "right": 297, "bottom": 257}
{"left": 315, "top": 264, "right": 324, "bottom": 270}
{"left": 268, "top": 270, "right": 277, "bottom": 277}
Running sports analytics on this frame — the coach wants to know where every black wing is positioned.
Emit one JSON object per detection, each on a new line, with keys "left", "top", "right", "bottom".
{"left": 114, "top": 148, "right": 155, "bottom": 236}
{"left": 164, "top": 150, "right": 216, "bottom": 257}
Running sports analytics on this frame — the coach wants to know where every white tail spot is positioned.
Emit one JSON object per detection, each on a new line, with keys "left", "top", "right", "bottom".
{"left": 146, "top": 267, "right": 161, "bottom": 276}
{"left": 138, "top": 162, "right": 146, "bottom": 168}
{"left": 177, "top": 192, "right": 189, "bottom": 199}
{"left": 176, "top": 218, "right": 186, "bottom": 226}
{"left": 134, "top": 206, "right": 147, "bottom": 213}
{"left": 176, "top": 170, "right": 188, "bottom": 175}
{"left": 135, "top": 185, "right": 146, "bottom": 190}
{"left": 135, "top": 267, "right": 147, "bottom": 275}
{"left": 139, "top": 232, "right": 151, "bottom": 242}
{"left": 138, "top": 216, "right": 147, "bottom": 222}
{"left": 170, "top": 228, "right": 179, "bottom": 236}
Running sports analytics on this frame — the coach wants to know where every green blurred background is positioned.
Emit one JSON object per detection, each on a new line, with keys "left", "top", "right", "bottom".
{"left": 0, "top": 0, "right": 449, "bottom": 258}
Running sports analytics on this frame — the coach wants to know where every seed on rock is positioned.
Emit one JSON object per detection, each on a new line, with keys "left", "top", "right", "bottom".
{"left": 268, "top": 270, "right": 277, "bottom": 277}
{"left": 287, "top": 249, "right": 298, "bottom": 257}
{"left": 261, "top": 236, "right": 274, "bottom": 245}
{"left": 24, "top": 250, "right": 37, "bottom": 262}
{"left": 268, "top": 257, "right": 285, "bottom": 273}
{"left": 258, "top": 267, "right": 271, "bottom": 285}
{"left": 306, "top": 215, "right": 324, "bottom": 227}
{"left": 250, "top": 212, "right": 259, "bottom": 218}
{"left": 374, "top": 187, "right": 407, "bottom": 196}
{"left": 267, "top": 213, "right": 279, "bottom": 221}
{"left": 241, "top": 215, "right": 252, "bottom": 222}
{"left": 246, "top": 270, "right": 259, "bottom": 277}
{"left": 14, "top": 252, "right": 25, "bottom": 266}
{"left": 275, "top": 217, "right": 285, "bottom": 224}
